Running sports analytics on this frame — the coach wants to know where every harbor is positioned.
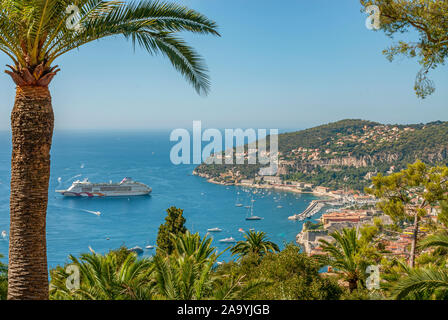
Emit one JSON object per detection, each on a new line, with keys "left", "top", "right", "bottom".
{"left": 288, "top": 196, "right": 378, "bottom": 221}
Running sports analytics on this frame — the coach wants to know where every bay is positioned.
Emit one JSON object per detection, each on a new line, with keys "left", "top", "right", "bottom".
{"left": 0, "top": 131, "right": 323, "bottom": 267}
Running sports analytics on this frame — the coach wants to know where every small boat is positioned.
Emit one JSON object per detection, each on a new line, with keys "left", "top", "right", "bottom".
{"left": 145, "top": 245, "right": 154, "bottom": 249}
{"left": 277, "top": 205, "right": 283, "bottom": 208}
{"left": 219, "top": 237, "right": 236, "bottom": 243}
{"left": 129, "top": 246, "right": 144, "bottom": 255}
{"left": 235, "top": 203, "right": 243, "bottom": 207}
{"left": 207, "top": 227, "right": 222, "bottom": 232}
{"left": 244, "top": 205, "right": 251, "bottom": 209}
{"left": 246, "top": 216, "right": 263, "bottom": 221}
{"left": 1, "top": 230, "right": 7, "bottom": 239}
{"left": 238, "top": 228, "right": 245, "bottom": 233}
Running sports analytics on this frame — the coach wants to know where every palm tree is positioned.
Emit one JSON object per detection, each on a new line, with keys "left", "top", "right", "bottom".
{"left": 391, "top": 265, "right": 448, "bottom": 300}
{"left": 389, "top": 231, "right": 448, "bottom": 299}
{"left": 153, "top": 231, "right": 220, "bottom": 299}
{"left": 212, "top": 275, "right": 269, "bottom": 300}
{"left": 154, "top": 231, "right": 265, "bottom": 300}
{"left": 317, "top": 228, "right": 367, "bottom": 292}
{"left": 171, "top": 229, "right": 216, "bottom": 264}
{"left": 0, "top": 0, "right": 219, "bottom": 299}
{"left": 230, "top": 230, "right": 279, "bottom": 260}
{"left": 50, "top": 248, "right": 155, "bottom": 300}
{"left": 419, "top": 232, "right": 448, "bottom": 250}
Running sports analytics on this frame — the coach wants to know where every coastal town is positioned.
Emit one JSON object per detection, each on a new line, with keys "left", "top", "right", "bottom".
{"left": 193, "top": 168, "right": 442, "bottom": 264}
{"left": 296, "top": 205, "right": 439, "bottom": 261}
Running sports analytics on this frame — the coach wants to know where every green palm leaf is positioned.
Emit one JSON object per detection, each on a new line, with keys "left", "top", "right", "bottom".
{"left": 1, "top": 0, "right": 219, "bottom": 93}
{"left": 392, "top": 266, "right": 448, "bottom": 300}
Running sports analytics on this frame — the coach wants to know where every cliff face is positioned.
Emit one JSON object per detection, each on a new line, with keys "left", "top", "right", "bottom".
{"left": 312, "top": 153, "right": 400, "bottom": 168}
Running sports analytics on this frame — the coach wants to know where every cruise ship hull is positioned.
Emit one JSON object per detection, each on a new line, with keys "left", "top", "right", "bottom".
{"left": 57, "top": 190, "right": 151, "bottom": 197}
{"left": 56, "top": 177, "right": 152, "bottom": 197}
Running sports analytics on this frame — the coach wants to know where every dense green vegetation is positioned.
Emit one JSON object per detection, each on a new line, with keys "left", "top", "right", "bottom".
{"left": 0, "top": 254, "right": 7, "bottom": 300}
{"left": 195, "top": 119, "right": 448, "bottom": 191}
{"left": 156, "top": 206, "right": 187, "bottom": 255}
{"left": 366, "top": 161, "right": 448, "bottom": 267}
{"left": 217, "top": 244, "right": 343, "bottom": 300}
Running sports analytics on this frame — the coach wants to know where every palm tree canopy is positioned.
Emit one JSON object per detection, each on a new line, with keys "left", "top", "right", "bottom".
{"left": 392, "top": 265, "right": 448, "bottom": 300}
{"left": 231, "top": 230, "right": 280, "bottom": 259}
{"left": 316, "top": 228, "right": 369, "bottom": 288}
{"left": 50, "top": 249, "right": 155, "bottom": 300}
{"left": 419, "top": 232, "right": 448, "bottom": 251}
{"left": 0, "top": 0, "right": 219, "bottom": 93}
{"left": 171, "top": 230, "right": 216, "bottom": 264}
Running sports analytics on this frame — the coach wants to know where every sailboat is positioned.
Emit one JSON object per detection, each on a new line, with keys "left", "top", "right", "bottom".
{"left": 245, "top": 202, "right": 263, "bottom": 221}
{"left": 235, "top": 191, "right": 243, "bottom": 207}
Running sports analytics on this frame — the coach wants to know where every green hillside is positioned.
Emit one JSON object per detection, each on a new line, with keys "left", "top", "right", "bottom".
{"left": 194, "top": 119, "right": 448, "bottom": 190}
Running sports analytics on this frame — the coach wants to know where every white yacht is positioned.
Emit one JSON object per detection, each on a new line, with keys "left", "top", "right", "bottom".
{"left": 246, "top": 216, "right": 263, "bottom": 221}
{"left": 129, "top": 246, "right": 144, "bottom": 254}
{"left": 56, "top": 177, "right": 151, "bottom": 197}
{"left": 219, "top": 237, "right": 236, "bottom": 243}
{"left": 207, "top": 227, "right": 222, "bottom": 232}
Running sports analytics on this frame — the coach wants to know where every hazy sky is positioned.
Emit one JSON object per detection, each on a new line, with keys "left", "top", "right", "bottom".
{"left": 0, "top": 0, "right": 446, "bottom": 131}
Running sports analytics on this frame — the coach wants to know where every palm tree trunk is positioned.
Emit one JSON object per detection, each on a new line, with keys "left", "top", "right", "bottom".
{"left": 348, "top": 279, "right": 357, "bottom": 293}
{"left": 7, "top": 85, "right": 54, "bottom": 300}
{"left": 409, "top": 210, "right": 419, "bottom": 268}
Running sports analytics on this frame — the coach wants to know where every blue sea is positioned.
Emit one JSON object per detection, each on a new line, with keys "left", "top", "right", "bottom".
{"left": 0, "top": 131, "right": 323, "bottom": 267}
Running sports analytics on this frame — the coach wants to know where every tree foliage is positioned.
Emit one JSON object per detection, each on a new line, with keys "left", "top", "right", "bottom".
{"left": 360, "top": 0, "right": 448, "bottom": 98}
{"left": 0, "top": 254, "right": 7, "bottom": 300}
{"left": 230, "top": 230, "right": 280, "bottom": 260}
{"left": 218, "top": 244, "right": 342, "bottom": 300}
{"left": 0, "top": 0, "right": 219, "bottom": 93}
{"left": 49, "top": 247, "right": 155, "bottom": 300}
{"left": 317, "top": 228, "right": 372, "bottom": 292}
{"left": 156, "top": 206, "right": 187, "bottom": 255}
{"left": 366, "top": 160, "right": 448, "bottom": 266}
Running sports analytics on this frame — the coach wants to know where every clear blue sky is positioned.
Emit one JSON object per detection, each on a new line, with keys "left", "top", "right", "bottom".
{"left": 0, "top": 0, "right": 446, "bottom": 131}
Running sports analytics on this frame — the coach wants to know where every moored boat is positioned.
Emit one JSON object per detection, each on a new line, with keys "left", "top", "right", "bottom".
{"left": 129, "top": 246, "right": 144, "bottom": 255}
{"left": 246, "top": 216, "right": 263, "bottom": 221}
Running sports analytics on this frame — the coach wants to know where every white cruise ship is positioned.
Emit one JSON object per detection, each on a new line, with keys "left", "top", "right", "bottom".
{"left": 56, "top": 177, "right": 151, "bottom": 197}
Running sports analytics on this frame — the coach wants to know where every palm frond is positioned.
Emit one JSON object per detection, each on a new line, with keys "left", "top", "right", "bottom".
{"left": 392, "top": 266, "right": 448, "bottom": 300}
